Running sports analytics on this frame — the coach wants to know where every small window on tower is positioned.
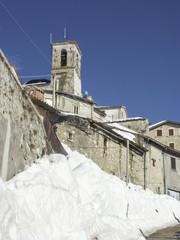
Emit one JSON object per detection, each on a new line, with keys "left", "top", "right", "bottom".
{"left": 157, "top": 129, "right": 162, "bottom": 137}
{"left": 61, "top": 49, "right": 67, "bottom": 66}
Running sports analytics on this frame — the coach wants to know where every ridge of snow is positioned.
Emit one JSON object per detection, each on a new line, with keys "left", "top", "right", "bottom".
{"left": 107, "top": 123, "right": 137, "bottom": 134}
{"left": 107, "top": 117, "right": 144, "bottom": 122}
{"left": 149, "top": 121, "right": 166, "bottom": 129}
{"left": 0, "top": 146, "right": 180, "bottom": 240}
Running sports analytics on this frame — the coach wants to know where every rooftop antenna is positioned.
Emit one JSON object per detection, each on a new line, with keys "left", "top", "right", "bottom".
{"left": 50, "top": 33, "right": 52, "bottom": 43}
{"left": 64, "top": 27, "right": 67, "bottom": 41}
{"left": 50, "top": 33, "right": 53, "bottom": 55}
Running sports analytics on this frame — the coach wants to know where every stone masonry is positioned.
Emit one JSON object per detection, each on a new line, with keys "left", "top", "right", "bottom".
{"left": 0, "top": 50, "right": 53, "bottom": 180}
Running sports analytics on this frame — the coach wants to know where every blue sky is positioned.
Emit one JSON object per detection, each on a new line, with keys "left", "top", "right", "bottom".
{"left": 0, "top": 0, "right": 179, "bottom": 124}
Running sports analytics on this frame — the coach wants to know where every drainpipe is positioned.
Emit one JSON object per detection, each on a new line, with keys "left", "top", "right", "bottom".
{"left": 126, "top": 140, "right": 129, "bottom": 186}
{"left": 144, "top": 152, "right": 147, "bottom": 190}
{"left": 52, "top": 76, "right": 56, "bottom": 108}
{"left": 144, "top": 138, "right": 149, "bottom": 190}
{"left": 163, "top": 148, "right": 167, "bottom": 194}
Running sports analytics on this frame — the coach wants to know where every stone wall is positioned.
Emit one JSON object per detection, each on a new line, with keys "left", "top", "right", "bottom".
{"left": 51, "top": 41, "right": 82, "bottom": 96}
{"left": 146, "top": 145, "right": 164, "bottom": 194}
{"left": 53, "top": 115, "right": 146, "bottom": 187}
{"left": 116, "top": 118, "right": 149, "bottom": 135}
{"left": 0, "top": 50, "right": 52, "bottom": 180}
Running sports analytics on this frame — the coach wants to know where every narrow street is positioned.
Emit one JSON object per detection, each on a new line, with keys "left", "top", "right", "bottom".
{"left": 146, "top": 225, "right": 180, "bottom": 239}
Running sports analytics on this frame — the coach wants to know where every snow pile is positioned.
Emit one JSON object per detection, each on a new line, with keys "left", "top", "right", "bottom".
{"left": 1, "top": 146, "right": 180, "bottom": 240}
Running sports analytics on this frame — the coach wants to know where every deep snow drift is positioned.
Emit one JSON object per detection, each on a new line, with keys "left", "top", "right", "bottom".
{"left": 1, "top": 145, "right": 180, "bottom": 240}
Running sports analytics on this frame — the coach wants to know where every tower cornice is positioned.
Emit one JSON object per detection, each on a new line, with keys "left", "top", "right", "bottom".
{"left": 51, "top": 41, "right": 83, "bottom": 56}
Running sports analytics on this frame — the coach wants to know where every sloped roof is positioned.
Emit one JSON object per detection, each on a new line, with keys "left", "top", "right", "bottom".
{"left": 25, "top": 85, "right": 45, "bottom": 94}
{"left": 96, "top": 106, "right": 126, "bottom": 110}
{"left": 89, "top": 119, "right": 147, "bottom": 154}
{"left": 105, "top": 117, "right": 146, "bottom": 123}
{"left": 149, "top": 120, "right": 180, "bottom": 130}
{"left": 144, "top": 136, "right": 180, "bottom": 158}
{"left": 24, "top": 79, "right": 50, "bottom": 85}
{"left": 46, "top": 90, "right": 96, "bottom": 105}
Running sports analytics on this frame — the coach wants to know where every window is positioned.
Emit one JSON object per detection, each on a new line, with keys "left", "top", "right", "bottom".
{"left": 157, "top": 129, "right": 162, "bottom": 136}
{"left": 62, "top": 98, "right": 65, "bottom": 108}
{"left": 169, "top": 143, "right": 174, "bottom": 149}
{"left": 152, "top": 158, "right": 156, "bottom": 167}
{"left": 169, "top": 129, "right": 174, "bottom": 136}
{"left": 104, "top": 137, "right": 108, "bottom": 148}
{"left": 73, "top": 106, "right": 79, "bottom": 114}
{"left": 171, "top": 157, "right": 176, "bottom": 170}
{"left": 61, "top": 49, "right": 67, "bottom": 66}
{"left": 168, "top": 189, "right": 180, "bottom": 201}
{"left": 68, "top": 132, "right": 73, "bottom": 140}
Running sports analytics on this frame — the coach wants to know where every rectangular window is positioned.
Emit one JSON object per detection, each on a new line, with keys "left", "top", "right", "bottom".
{"left": 171, "top": 157, "right": 176, "bottom": 170}
{"left": 169, "top": 143, "right": 175, "bottom": 149}
{"left": 157, "top": 129, "right": 162, "bottom": 136}
{"left": 68, "top": 132, "right": 73, "bottom": 140}
{"left": 169, "top": 129, "right": 174, "bottom": 136}
{"left": 168, "top": 189, "right": 180, "bottom": 201}
{"left": 152, "top": 158, "right": 156, "bottom": 167}
{"left": 104, "top": 137, "right": 107, "bottom": 147}
{"left": 73, "top": 106, "right": 79, "bottom": 114}
{"left": 62, "top": 98, "right": 65, "bottom": 108}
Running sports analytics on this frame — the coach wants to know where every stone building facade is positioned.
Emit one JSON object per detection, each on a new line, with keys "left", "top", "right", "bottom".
{"left": 0, "top": 50, "right": 54, "bottom": 180}
{"left": 106, "top": 119, "right": 180, "bottom": 196}
{"left": 108, "top": 118, "right": 149, "bottom": 135}
{"left": 51, "top": 41, "right": 82, "bottom": 96}
{"left": 48, "top": 113, "right": 180, "bottom": 197}
{"left": 96, "top": 106, "right": 128, "bottom": 122}
{"left": 52, "top": 114, "right": 147, "bottom": 188}
{"left": 149, "top": 121, "right": 180, "bottom": 151}
{"left": 145, "top": 137, "right": 180, "bottom": 199}
{"left": 24, "top": 40, "right": 129, "bottom": 123}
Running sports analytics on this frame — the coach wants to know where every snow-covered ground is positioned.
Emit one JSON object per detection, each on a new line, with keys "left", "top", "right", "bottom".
{"left": 1, "top": 145, "right": 180, "bottom": 240}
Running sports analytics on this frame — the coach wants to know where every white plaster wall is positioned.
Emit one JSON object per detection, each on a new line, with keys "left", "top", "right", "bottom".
{"left": 165, "top": 154, "right": 180, "bottom": 192}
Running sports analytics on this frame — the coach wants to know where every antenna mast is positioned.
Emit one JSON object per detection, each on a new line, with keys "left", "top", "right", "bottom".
{"left": 50, "top": 33, "right": 52, "bottom": 43}
{"left": 64, "top": 27, "right": 67, "bottom": 41}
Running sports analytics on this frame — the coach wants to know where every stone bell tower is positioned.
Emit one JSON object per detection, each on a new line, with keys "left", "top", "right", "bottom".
{"left": 51, "top": 41, "right": 82, "bottom": 97}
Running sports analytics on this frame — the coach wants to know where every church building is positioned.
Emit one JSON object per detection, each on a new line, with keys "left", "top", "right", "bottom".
{"left": 24, "top": 40, "right": 128, "bottom": 122}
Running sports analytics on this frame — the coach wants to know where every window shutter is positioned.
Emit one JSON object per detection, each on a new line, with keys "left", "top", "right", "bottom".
{"left": 157, "top": 130, "right": 162, "bottom": 136}
{"left": 169, "top": 129, "right": 174, "bottom": 136}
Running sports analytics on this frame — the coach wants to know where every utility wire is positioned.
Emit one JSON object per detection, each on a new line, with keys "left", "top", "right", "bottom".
{"left": 0, "top": 1, "right": 51, "bottom": 65}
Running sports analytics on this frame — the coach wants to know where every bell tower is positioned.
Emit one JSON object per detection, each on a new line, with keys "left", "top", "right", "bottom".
{"left": 51, "top": 41, "right": 82, "bottom": 97}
